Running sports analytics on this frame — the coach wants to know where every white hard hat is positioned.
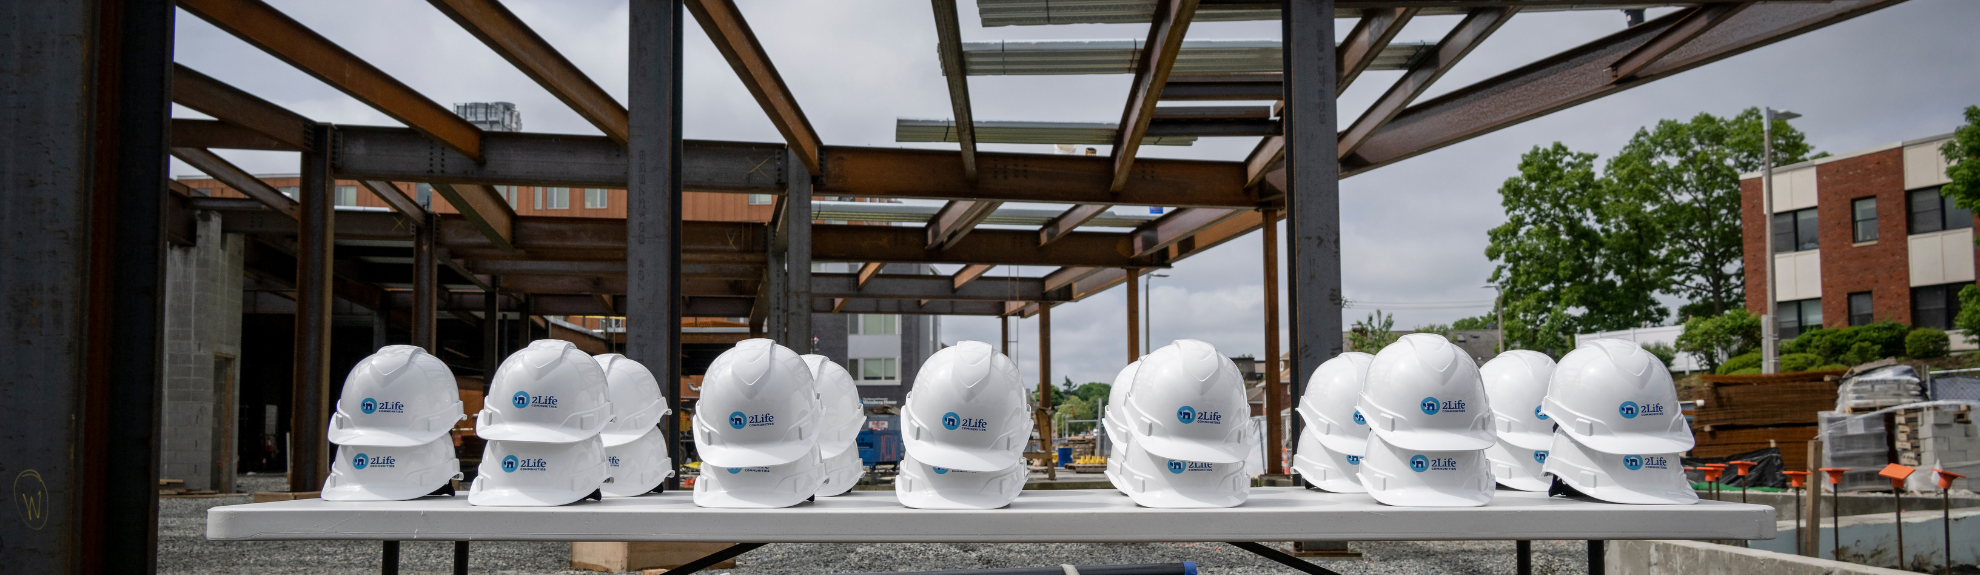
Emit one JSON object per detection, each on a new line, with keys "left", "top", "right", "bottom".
{"left": 900, "top": 341, "right": 1030, "bottom": 471}
{"left": 1542, "top": 339, "right": 1693, "bottom": 455}
{"left": 1295, "top": 352, "right": 1375, "bottom": 456}
{"left": 1111, "top": 431, "right": 1249, "bottom": 508}
{"left": 692, "top": 444, "right": 825, "bottom": 509}
{"left": 328, "top": 345, "right": 465, "bottom": 447}
{"left": 803, "top": 355, "right": 867, "bottom": 459}
{"left": 1356, "top": 334, "right": 1495, "bottom": 451}
{"left": 1542, "top": 431, "right": 1697, "bottom": 505}
{"left": 595, "top": 354, "right": 672, "bottom": 448}
{"left": 816, "top": 447, "right": 864, "bottom": 497}
{"left": 1290, "top": 430, "right": 1365, "bottom": 493}
{"left": 601, "top": 427, "right": 674, "bottom": 497}
{"left": 321, "top": 435, "right": 462, "bottom": 501}
{"left": 1120, "top": 340, "right": 1250, "bottom": 464}
{"left": 1102, "top": 361, "right": 1141, "bottom": 447}
{"left": 1485, "top": 440, "right": 1550, "bottom": 492}
{"left": 894, "top": 452, "right": 1026, "bottom": 510}
{"left": 691, "top": 339, "right": 822, "bottom": 467}
{"left": 468, "top": 436, "right": 611, "bottom": 506}
{"left": 1243, "top": 419, "right": 1265, "bottom": 477}
{"left": 1357, "top": 433, "right": 1494, "bottom": 507}
{"left": 477, "top": 340, "right": 614, "bottom": 443}
{"left": 1480, "top": 350, "right": 1557, "bottom": 451}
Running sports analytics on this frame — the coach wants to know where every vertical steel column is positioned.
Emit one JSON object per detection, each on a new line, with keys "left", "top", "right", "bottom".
{"left": 767, "top": 248, "right": 788, "bottom": 344}
{"left": 372, "top": 311, "right": 388, "bottom": 349}
{"left": 412, "top": 214, "right": 438, "bottom": 352}
{"left": 787, "top": 149, "right": 813, "bottom": 353}
{"left": 1039, "top": 305, "right": 1056, "bottom": 480}
{"left": 516, "top": 294, "right": 532, "bottom": 348}
{"left": 1126, "top": 268, "right": 1141, "bottom": 362}
{"left": 291, "top": 123, "right": 336, "bottom": 492}
{"left": 630, "top": 0, "right": 685, "bottom": 490}
{"left": 1001, "top": 315, "right": 1011, "bottom": 356}
{"left": 1262, "top": 208, "right": 1284, "bottom": 476}
{"left": 484, "top": 276, "right": 502, "bottom": 387}
{"left": 1282, "top": 0, "right": 1340, "bottom": 450}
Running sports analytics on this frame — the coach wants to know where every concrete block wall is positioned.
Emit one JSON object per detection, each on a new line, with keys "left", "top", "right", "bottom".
{"left": 159, "top": 211, "right": 245, "bottom": 492}
{"left": 1749, "top": 507, "right": 1980, "bottom": 570}
{"left": 1610, "top": 539, "right": 1916, "bottom": 575}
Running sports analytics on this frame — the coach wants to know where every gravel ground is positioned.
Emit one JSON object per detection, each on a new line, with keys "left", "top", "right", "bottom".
{"left": 166, "top": 476, "right": 1593, "bottom": 575}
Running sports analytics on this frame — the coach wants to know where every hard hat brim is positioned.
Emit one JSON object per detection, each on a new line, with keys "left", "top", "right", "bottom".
{"left": 1553, "top": 430, "right": 1695, "bottom": 456}
{"left": 1364, "top": 427, "right": 1495, "bottom": 452}
{"left": 816, "top": 453, "right": 862, "bottom": 498}
{"left": 1485, "top": 442, "right": 1551, "bottom": 492}
{"left": 327, "top": 426, "right": 448, "bottom": 448}
{"left": 896, "top": 488, "right": 1018, "bottom": 510}
{"left": 1131, "top": 434, "right": 1248, "bottom": 464}
{"left": 1292, "top": 440, "right": 1366, "bottom": 494}
{"left": 466, "top": 476, "right": 607, "bottom": 507}
{"left": 691, "top": 480, "right": 816, "bottom": 509}
{"left": 695, "top": 439, "right": 818, "bottom": 468}
{"left": 1360, "top": 482, "right": 1493, "bottom": 507}
{"left": 475, "top": 421, "right": 604, "bottom": 443}
{"left": 321, "top": 468, "right": 460, "bottom": 502}
{"left": 1313, "top": 433, "right": 1369, "bottom": 457}
{"left": 900, "top": 435, "right": 1024, "bottom": 472}
{"left": 1551, "top": 477, "right": 1700, "bottom": 505}
{"left": 600, "top": 427, "right": 655, "bottom": 448}
{"left": 599, "top": 460, "right": 672, "bottom": 498}
{"left": 1495, "top": 428, "right": 1553, "bottom": 452}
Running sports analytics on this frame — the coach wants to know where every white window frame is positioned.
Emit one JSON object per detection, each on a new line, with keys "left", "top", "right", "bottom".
{"left": 848, "top": 314, "right": 899, "bottom": 335}
{"left": 541, "top": 187, "right": 570, "bottom": 209}
{"left": 584, "top": 188, "right": 608, "bottom": 209}
{"left": 849, "top": 357, "right": 899, "bottom": 383}
{"left": 333, "top": 185, "right": 358, "bottom": 207}
{"left": 747, "top": 193, "right": 774, "bottom": 205}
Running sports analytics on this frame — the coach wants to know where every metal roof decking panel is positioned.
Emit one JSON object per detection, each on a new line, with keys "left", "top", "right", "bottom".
{"left": 207, "top": 488, "right": 1776, "bottom": 543}
{"left": 897, "top": 119, "right": 1199, "bottom": 146}
{"left": 952, "top": 39, "right": 1431, "bottom": 76}
{"left": 976, "top": 0, "right": 1669, "bottom": 27}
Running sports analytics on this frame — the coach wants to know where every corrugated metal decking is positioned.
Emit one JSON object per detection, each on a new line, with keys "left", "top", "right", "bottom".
{"left": 974, "top": 0, "right": 1669, "bottom": 27}
{"left": 952, "top": 39, "right": 1431, "bottom": 76}
{"left": 897, "top": 119, "right": 1200, "bottom": 146}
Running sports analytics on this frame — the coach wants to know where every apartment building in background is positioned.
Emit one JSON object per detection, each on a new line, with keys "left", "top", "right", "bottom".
{"left": 1741, "top": 131, "right": 1974, "bottom": 343}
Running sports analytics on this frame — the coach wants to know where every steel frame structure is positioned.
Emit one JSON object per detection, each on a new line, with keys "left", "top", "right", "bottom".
{"left": 0, "top": 0, "right": 1906, "bottom": 571}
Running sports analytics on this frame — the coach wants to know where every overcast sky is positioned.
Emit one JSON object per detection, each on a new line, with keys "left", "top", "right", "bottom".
{"left": 170, "top": 0, "right": 1980, "bottom": 387}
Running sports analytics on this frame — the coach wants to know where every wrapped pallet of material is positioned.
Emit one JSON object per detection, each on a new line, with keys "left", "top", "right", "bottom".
{"left": 1818, "top": 410, "right": 1891, "bottom": 493}
{"left": 1836, "top": 365, "right": 1925, "bottom": 412}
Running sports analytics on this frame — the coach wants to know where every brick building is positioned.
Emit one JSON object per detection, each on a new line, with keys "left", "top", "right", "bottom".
{"left": 1741, "top": 132, "right": 1972, "bottom": 340}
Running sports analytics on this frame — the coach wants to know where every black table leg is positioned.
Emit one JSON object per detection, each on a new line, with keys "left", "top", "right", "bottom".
{"left": 454, "top": 541, "right": 469, "bottom": 575}
{"left": 382, "top": 541, "right": 400, "bottom": 575}
{"left": 1588, "top": 540, "right": 1605, "bottom": 575}
{"left": 666, "top": 543, "right": 767, "bottom": 575}
{"left": 1227, "top": 542, "right": 1345, "bottom": 575}
{"left": 1516, "top": 540, "right": 1531, "bottom": 575}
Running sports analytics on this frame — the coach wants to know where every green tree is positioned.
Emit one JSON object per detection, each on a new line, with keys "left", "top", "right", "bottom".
{"left": 1675, "top": 308, "right": 1761, "bottom": 373}
{"left": 1412, "top": 323, "right": 1453, "bottom": 338}
{"left": 1348, "top": 309, "right": 1401, "bottom": 352}
{"left": 1956, "top": 285, "right": 1980, "bottom": 344}
{"left": 1606, "top": 108, "right": 1815, "bottom": 319}
{"left": 1452, "top": 315, "right": 1494, "bottom": 331}
{"left": 1487, "top": 144, "right": 1614, "bottom": 355}
{"left": 1939, "top": 106, "right": 1980, "bottom": 218}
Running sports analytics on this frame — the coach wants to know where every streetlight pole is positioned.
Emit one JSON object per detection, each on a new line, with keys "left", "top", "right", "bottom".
{"left": 1483, "top": 284, "right": 1504, "bottom": 354}
{"left": 1761, "top": 108, "right": 1800, "bottom": 375}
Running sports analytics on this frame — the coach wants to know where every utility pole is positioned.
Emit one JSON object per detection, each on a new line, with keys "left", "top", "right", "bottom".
{"left": 1761, "top": 107, "right": 1801, "bottom": 374}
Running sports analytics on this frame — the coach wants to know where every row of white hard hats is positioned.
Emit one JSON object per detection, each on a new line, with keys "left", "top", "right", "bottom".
{"left": 322, "top": 345, "right": 467, "bottom": 501}
{"left": 688, "top": 339, "right": 869, "bottom": 507}
{"left": 1099, "top": 340, "right": 1256, "bottom": 508}
{"left": 893, "top": 341, "right": 1030, "bottom": 509}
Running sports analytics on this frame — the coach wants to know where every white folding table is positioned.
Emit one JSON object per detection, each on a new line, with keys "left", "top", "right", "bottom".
{"left": 209, "top": 488, "right": 1776, "bottom": 575}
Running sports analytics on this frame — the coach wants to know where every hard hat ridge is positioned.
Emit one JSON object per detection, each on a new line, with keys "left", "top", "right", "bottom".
{"left": 1357, "top": 333, "right": 1495, "bottom": 451}
{"left": 691, "top": 339, "right": 822, "bottom": 468}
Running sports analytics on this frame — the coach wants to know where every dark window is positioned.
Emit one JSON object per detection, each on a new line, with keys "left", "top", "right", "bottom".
{"left": 1773, "top": 207, "right": 1819, "bottom": 253}
{"left": 1777, "top": 298, "right": 1824, "bottom": 339}
{"left": 1852, "top": 197, "right": 1878, "bottom": 242}
{"left": 1848, "top": 292, "right": 1874, "bottom": 326}
{"left": 1911, "top": 283, "right": 1968, "bottom": 330}
{"left": 1910, "top": 186, "right": 1974, "bottom": 234}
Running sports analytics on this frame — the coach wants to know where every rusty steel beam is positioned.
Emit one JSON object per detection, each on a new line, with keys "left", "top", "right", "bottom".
{"left": 1338, "top": 8, "right": 1420, "bottom": 92}
{"left": 1338, "top": 7, "right": 1516, "bottom": 160}
{"left": 1339, "top": 0, "right": 1904, "bottom": 175}
{"left": 686, "top": 0, "right": 822, "bottom": 174}
{"left": 814, "top": 298, "right": 1010, "bottom": 316}
{"left": 1160, "top": 74, "right": 1283, "bottom": 101}
{"left": 427, "top": 0, "right": 630, "bottom": 143}
{"left": 1607, "top": 2, "right": 1752, "bottom": 82}
{"left": 169, "top": 147, "right": 301, "bottom": 219}
{"left": 814, "top": 273, "right": 1061, "bottom": 302}
{"left": 361, "top": 180, "right": 426, "bottom": 220}
{"left": 952, "top": 264, "right": 995, "bottom": 289}
{"left": 171, "top": 118, "right": 297, "bottom": 151}
{"left": 429, "top": 182, "right": 516, "bottom": 252}
{"left": 932, "top": 0, "right": 977, "bottom": 180}
{"left": 822, "top": 146, "right": 1252, "bottom": 207}
{"left": 814, "top": 224, "right": 1156, "bottom": 268}
{"left": 855, "top": 262, "right": 885, "bottom": 289}
{"left": 926, "top": 199, "right": 1001, "bottom": 250}
{"left": 171, "top": 63, "right": 314, "bottom": 150}
{"left": 1124, "top": 207, "right": 1244, "bottom": 258}
{"left": 1110, "top": 0, "right": 1200, "bottom": 192}
{"left": 1038, "top": 204, "right": 1112, "bottom": 246}
{"left": 179, "top": 0, "right": 486, "bottom": 161}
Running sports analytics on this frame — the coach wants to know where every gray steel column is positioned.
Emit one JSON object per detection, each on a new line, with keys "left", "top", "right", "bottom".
{"left": 412, "top": 213, "right": 437, "bottom": 352}
{"left": 629, "top": 0, "right": 684, "bottom": 490}
{"left": 1283, "top": 0, "right": 1340, "bottom": 447}
{"left": 787, "top": 148, "right": 813, "bottom": 353}
{"left": 292, "top": 123, "right": 336, "bottom": 492}
{"left": 767, "top": 244, "right": 788, "bottom": 344}
{"left": 484, "top": 275, "right": 502, "bottom": 389}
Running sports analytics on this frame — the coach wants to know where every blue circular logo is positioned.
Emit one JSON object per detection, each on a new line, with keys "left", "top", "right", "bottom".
{"left": 500, "top": 455, "right": 519, "bottom": 473}
{"left": 1409, "top": 454, "right": 1430, "bottom": 473}
{"left": 1166, "top": 460, "right": 1186, "bottom": 475}
{"left": 1622, "top": 455, "right": 1643, "bottom": 471}
{"left": 1352, "top": 410, "right": 1366, "bottom": 426}
{"left": 1619, "top": 401, "right": 1639, "bottom": 419}
{"left": 942, "top": 412, "right": 961, "bottom": 430}
{"left": 1420, "top": 397, "right": 1441, "bottom": 415}
{"left": 1534, "top": 450, "right": 1548, "bottom": 464}
{"left": 1535, "top": 405, "right": 1549, "bottom": 421}
{"left": 1176, "top": 406, "right": 1197, "bottom": 424}
{"left": 1345, "top": 455, "right": 1362, "bottom": 466}
{"left": 727, "top": 467, "right": 742, "bottom": 474}
{"left": 728, "top": 411, "right": 747, "bottom": 429}
{"left": 934, "top": 467, "right": 950, "bottom": 475}
{"left": 511, "top": 391, "right": 529, "bottom": 409}
{"left": 352, "top": 454, "right": 369, "bottom": 469}
{"left": 360, "top": 398, "right": 378, "bottom": 415}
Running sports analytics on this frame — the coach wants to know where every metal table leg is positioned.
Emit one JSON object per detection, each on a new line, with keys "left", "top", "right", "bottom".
{"left": 1588, "top": 540, "right": 1605, "bottom": 575}
{"left": 1226, "top": 542, "right": 1344, "bottom": 575}
{"left": 1516, "top": 540, "right": 1531, "bottom": 575}
{"left": 666, "top": 543, "right": 766, "bottom": 575}
{"left": 382, "top": 541, "right": 400, "bottom": 575}
{"left": 454, "top": 541, "right": 469, "bottom": 575}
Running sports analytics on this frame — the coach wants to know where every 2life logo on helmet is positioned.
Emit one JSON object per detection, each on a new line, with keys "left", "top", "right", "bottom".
{"left": 728, "top": 411, "right": 776, "bottom": 429}
{"left": 1419, "top": 397, "right": 1467, "bottom": 415}
{"left": 351, "top": 453, "right": 396, "bottom": 469}
{"left": 1351, "top": 410, "right": 1367, "bottom": 425}
{"left": 1166, "top": 460, "right": 1216, "bottom": 474}
{"left": 359, "top": 398, "right": 404, "bottom": 415}
{"left": 1407, "top": 455, "right": 1459, "bottom": 473}
{"left": 1533, "top": 450, "right": 1549, "bottom": 464}
{"left": 511, "top": 391, "right": 559, "bottom": 409}
{"left": 1617, "top": 401, "right": 1664, "bottom": 419}
{"left": 1344, "top": 455, "right": 1362, "bottom": 466}
{"left": 941, "top": 412, "right": 990, "bottom": 431}
{"left": 1534, "top": 405, "right": 1549, "bottom": 421}
{"left": 1175, "top": 406, "right": 1221, "bottom": 424}
{"left": 607, "top": 455, "right": 621, "bottom": 468}
{"left": 500, "top": 455, "right": 548, "bottom": 473}
{"left": 1620, "top": 454, "right": 1668, "bottom": 471}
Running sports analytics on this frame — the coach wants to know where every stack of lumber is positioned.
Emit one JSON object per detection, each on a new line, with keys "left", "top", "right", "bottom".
{"left": 1690, "top": 370, "right": 1844, "bottom": 472}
